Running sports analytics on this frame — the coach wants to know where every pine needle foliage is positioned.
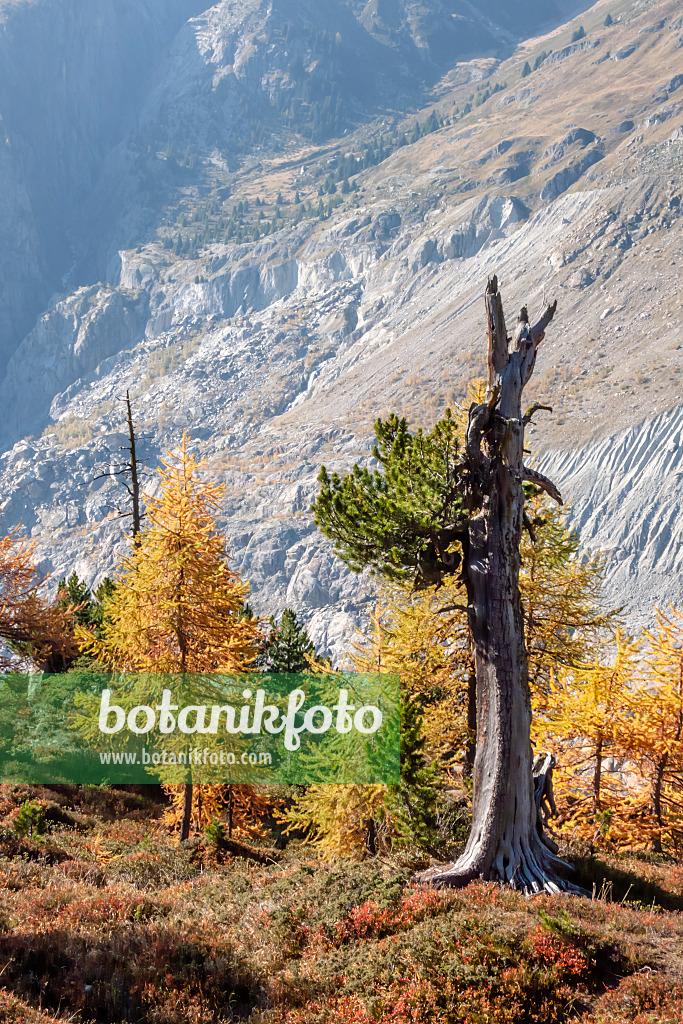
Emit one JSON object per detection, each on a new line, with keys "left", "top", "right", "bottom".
{"left": 57, "top": 572, "right": 115, "bottom": 630}
{"left": 395, "top": 696, "right": 439, "bottom": 848}
{"left": 313, "top": 409, "right": 466, "bottom": 586}
{"left": 261, "top": 608, "right": 316, "bottom": 673}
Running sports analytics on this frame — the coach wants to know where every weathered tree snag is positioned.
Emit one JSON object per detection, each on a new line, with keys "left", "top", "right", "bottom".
{"left": 533, "top": 751, "right": 560, "bottom": 853}
{"left": 90, "top": 389, "right": 145, "bottom": 544}
{"left": 651, "top": 754, "right": 667, "bottom": 854}
{"left": 125, "top": 390, "right": 143, "bottom": 546}
{"left": 425, "top": 277, "right": 582, "bottom": 894}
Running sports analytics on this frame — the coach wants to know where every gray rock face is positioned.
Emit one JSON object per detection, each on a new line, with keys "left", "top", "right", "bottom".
{"left": 612, "top": 44, "right": 638, "bottom": 60}
{"left": 540, "top": 147, "right": 603, "bottom": 201}
{"left": 541, "top": 407, "right": 683, "bottom": 630}
{"left": 0, "top": 286, "right": 149, "bottom": 443}
{"left": 546, "top": 40, "right": 600, "bottom": 63}
{"left": 0, "top": 0, "right": 209, "bottom": 373}
{"left": 542, "top": 128, "right": 598, "bottom": 165}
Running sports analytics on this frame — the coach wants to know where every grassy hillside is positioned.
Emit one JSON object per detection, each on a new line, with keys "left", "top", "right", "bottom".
{"left": 0, "top": 784, "right": 680, "bottom": 1023}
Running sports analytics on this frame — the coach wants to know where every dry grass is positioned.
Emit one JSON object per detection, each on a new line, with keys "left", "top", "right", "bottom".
{"left": 0, "top": 783, "right": 680, "bottom": 1023}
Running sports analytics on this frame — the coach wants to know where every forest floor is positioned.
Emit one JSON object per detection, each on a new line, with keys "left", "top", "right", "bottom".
{"left": 0, "top": 785, "right": 681, "bottom": 1024}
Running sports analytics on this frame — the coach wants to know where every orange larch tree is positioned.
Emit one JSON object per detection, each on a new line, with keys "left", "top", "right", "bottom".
{"left": 0, "top": 520, "right": 79, "bottom": 672}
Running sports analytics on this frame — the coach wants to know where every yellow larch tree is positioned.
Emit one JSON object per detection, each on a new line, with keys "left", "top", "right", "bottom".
{"left": 284, "top": 595, "right": 455, "bottom": 859}
{"left": 351, "top": 590, "right": 470, "bottom": 776}
{"left": 82, "top": 432, "right": 262, "bottom": 840}
{"left": 619, "top": 606, "right": 683, "bottom": 854}
{"left": 531, "top": 631, "right": 640, "bottom": 849}
{"left": 176, "top": 781, "right": 275, "bottom": 843}
{"left": 285, "top": 784, "right": 390, "bottom": 860}
{"left": 520, "top": 490, "right": 618, "bottom": 702}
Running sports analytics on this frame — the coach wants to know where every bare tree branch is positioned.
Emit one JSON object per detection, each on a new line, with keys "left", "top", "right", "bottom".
{"left": 523, "top": 403, "right": 553, "bottom": 426}
{"left": 522, "top": 466, "right": 563, "bottom": 505}
{"left": 485, "top": 275, "right": 508, "bottom": 392}
{"left": 530, "top": 300, "right": 558, "bottom": 346}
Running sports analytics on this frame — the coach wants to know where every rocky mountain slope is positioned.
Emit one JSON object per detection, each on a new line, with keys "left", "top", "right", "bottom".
{"left": 541, "top": 405, "right": 683, "bottom": 631}
{"left": 0, "top": 0, "right": 681, "bottom": 659}
{"left": 0, "top": 0, "right": 209, "bottom": 370}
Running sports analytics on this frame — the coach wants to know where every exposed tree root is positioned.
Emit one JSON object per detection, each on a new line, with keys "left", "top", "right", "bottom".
{"left": 419, "top": 839, "right": 589, "bottom": 896}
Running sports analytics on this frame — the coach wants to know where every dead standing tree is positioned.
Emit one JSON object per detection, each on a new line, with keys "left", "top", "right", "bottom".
{"left": 314, "top": 276, "right": 581, "bottom": 893}
{"left": 91, "top": 390, "right": 146, "bottom": 546}
{"left": 427, "top": 277, "right": 575, "bottom": 891}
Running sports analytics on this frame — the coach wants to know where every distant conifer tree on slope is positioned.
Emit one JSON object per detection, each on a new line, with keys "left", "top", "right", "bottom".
{"left": 262, "top": 607, "right": 316, "bottom": 673}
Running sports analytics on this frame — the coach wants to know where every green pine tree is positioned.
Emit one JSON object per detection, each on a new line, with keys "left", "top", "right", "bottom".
{"left": 313, "top": 409, "right": 464, "bottom": 587}
{"left": 57, "top": 572, "right": 115, "bottom": 632}
{"left": 261, "top": 607, "right": 316, "bottom": 673}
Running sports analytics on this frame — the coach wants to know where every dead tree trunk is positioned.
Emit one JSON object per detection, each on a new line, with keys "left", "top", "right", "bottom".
{"left": 179, "top": 782, "right": 193, "bottom": 842}
{"left": 651, "top": 753, "right": 667, "bottom": 854}
{"left": 125, "top": 390, "right": 142, "bottom": 546}
{"left": 427, "top": 277, "right": 581, "bottom": 893}
{"left": 464, "top": 663, "right": 477, "bottom": 781}
{"left": 90, "top": 389, "right": 145, "bottom": 543}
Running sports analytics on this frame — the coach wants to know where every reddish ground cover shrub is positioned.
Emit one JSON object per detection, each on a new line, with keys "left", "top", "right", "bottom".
{"left": 0, "top": 785, "right": 679, "bottom": 1023}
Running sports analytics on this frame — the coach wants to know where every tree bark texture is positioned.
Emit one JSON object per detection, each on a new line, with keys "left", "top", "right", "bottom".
{"left": 425, "top": 277, "right": 581, "bottom": 893}
{"left": 180, "top": 781, "right": 193, "bottom": 842}
{"left": 464, "top": 663, "right": 477, "bottom": 781}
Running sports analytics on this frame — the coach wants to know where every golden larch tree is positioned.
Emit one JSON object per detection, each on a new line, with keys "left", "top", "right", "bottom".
{"left": 284, "top": 596, "right": 448, "bottom": 859}
{"left": 531, "top": 631, "right": 639, "bottom": 849}
{"left": 351, "top": 591, "right": 470, "bottom": 776}
{"left": 520, "top": 491, "right": 618, "bottom": 701}
{"left": 621, "top": 607, "right": 683, "bottom": 854}
{"left": 83, "top": 433, "right": 261, "bottom": 840}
